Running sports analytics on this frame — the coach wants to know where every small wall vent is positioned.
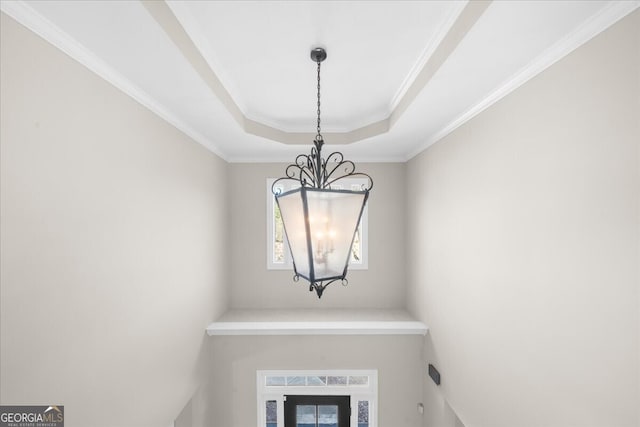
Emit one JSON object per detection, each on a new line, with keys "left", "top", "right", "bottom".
{"left": 428, "top": 364, "right": 441, "bottom": 385}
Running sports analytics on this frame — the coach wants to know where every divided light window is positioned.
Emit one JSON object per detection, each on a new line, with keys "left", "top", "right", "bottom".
{"left": 257, "top": 370, "right": 377, "bottom": 427}
{"left": 266, "top": 178, "right": 368, "bottom": 270}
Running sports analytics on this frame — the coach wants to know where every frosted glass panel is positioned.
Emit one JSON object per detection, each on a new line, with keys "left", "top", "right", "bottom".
{"left": 358, "top": 401, "right": 369, "bottom": 427}
{"left": 287, "top": 376, "right": 305, "bottom": 386}
{"left": 349, "top": 376, "right": 369, "bottom": 385}
{"left": 306, "top": 376, "right": 327, "bottom": 386}
{"left": 266, "top": 400, "right": 277, "bottom": 427}
{"left": 306, "top": 189, "right": 366, "bottom": 280}
{"left": 266, "top": 376, "right": 286, "bottom": 386}
{"left": 277, "top": 188, "right": 367, "bottom": 282}
{"left": 276, "top": 190, "right": 309, "bottom": 277}
{"left": 327, "top": 376, "right": 347, "bottom": 386}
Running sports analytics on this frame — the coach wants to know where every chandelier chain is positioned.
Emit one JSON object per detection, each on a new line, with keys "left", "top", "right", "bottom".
{"left": 316, "top": 60, "right": 321, "bottom": 140}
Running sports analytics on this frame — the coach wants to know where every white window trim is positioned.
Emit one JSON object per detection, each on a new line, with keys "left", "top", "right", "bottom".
{"left": 257, "top": 369, "right": 378, "bottom": 427}
{"left": 266, "top": 178, "right": 369, "bottom": 271}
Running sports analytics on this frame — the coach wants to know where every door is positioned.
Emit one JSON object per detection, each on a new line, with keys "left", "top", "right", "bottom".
{"left": 284, "top": 395, "right": 350, "bottom": 427}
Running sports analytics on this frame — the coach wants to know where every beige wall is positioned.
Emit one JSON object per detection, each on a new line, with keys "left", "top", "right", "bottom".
{"left": 208, "top": 335, "right": 423, "bottom": 427}
{"left": 0, "top": 13, "right": 228, "bottom": 427}
{"left": 228, "top": 162, "right": 406, "bottom": 309}
{"left": 407, "top": 10, "right": 640, "bottom": 427}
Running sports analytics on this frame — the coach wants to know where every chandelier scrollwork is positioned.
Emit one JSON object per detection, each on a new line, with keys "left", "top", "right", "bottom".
{"left": 271, "top": 140, "right": 373, "bottom": 195}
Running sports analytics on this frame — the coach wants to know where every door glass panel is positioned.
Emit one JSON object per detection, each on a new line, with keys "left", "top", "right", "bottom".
{"left": 266, "top": 400, "right": 277, "bottom": 427}
{"left": 318, "top": 405, "right": 338, "bottom": 427}
{"left": 296, "top": 405, "right": 316, "bottom": 427}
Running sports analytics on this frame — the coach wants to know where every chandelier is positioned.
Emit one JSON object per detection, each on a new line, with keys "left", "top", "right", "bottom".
{"left": 272, "top": 48, "right": 373, "bottom": 298}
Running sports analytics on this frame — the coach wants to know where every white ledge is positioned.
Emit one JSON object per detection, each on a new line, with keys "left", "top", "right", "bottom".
{"left": 206, "top": 320, "right": 428, "bottom": 336}
{"left": 206, "top": 309, "right": 429, "bottom": 336}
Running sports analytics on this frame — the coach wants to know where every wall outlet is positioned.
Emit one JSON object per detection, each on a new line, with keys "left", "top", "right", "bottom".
{"left": 417, "top": 403, "right": 424, "bottom": 414}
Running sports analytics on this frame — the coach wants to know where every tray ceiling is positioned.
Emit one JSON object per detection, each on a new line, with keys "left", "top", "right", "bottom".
{"left": 2, "top": 1, "right": 637, "bottom": 161}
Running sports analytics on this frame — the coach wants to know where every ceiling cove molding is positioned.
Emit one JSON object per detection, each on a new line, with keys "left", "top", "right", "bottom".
{"left": 390, "top": 0, "right": 492, "bottom": 129}
{"left": 146, "top": 0, "right": 394, "bottom": 146}
{"left": 164, "top": 0, "right": 248, "bottom": 117}
{"left": 226, "top": 152, "right": 409, "bottom": 164}
{"left": 0, "top": 0, "right": 229, "bottom": 161}
{"left": 405, "top": 0, "right": 640, "bottom": 161}
{"left": 141, "top": 0, "right": 245, "bottom": 129}
{"left": 167, "top": 0, "right": 389, "bottom": 136}
{"left": 243, "top": 109, "right": 392, "bottom": 135}
{"left": 166, "top": 0, "right": 468, "bottom": 137}
{"left": 153, "top": 0, "right": 491, "bottom": 147}
{"left": 243, "top": 116, "right": 390, "bottom": 146}
{"left": 388, "top": 0, "right": 469, "bottom": 114}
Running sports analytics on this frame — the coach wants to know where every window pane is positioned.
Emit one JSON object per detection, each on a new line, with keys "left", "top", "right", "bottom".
{"left": 296, "top": 405, "right": 316, "bottom": 426}
{"left": 266, "top": 400, "right": 277, "bottom": 427}
{"left": 273, "top": 198, "right": 285, "bottom": 263}
{"left": 266, "top": 376, "right": 285, "bottom": 386}
{"left": 318, "top": 405, "right": 338, "bottom": 427}
{"left": 306, "top": 375, "right": 327, "bottom": 386}
{"left": 327, "top": 376, "right": 347, "bottom": 386}
{"left": 350, "top": 222, "right": 362, "bottom": 264}
{"left": 349, "top": 376, "right": 369, "bottom": 386}
{"left": 358, "top": 401, "right": 369, "bottom": 427}
{"left": 286, "top": 376, "right": 305, "bottom": 386}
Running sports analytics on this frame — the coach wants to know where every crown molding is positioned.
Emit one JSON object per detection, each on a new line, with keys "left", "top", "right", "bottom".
{"left": 405, "top": 0, "right": 640, "bottom": 161}
{"left": 0, "top": 0, "right": 230, "bottom": 161}
{"left": 226, "top": 153, "right": 408, "bottom": 164}
{"left": 4, "top": 0, "right": 635, "bottom": 163}
{"left": 388, "top": 0, "right": 468, "bottom": 114}
{"left": 145, "top": 0, "right": 394, "bottom": 146}
{"left": 165, "top": 0, "right": 248, "bottom": 119}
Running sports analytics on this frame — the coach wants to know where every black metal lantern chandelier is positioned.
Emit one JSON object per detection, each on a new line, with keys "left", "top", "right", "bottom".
{"left": 272, "top": 48, "right": 373, "bottom": 299}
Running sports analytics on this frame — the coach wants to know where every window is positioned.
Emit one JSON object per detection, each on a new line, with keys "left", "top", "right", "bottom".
{"left": 358, "top": 401, "right": 370, "bottom": 427}
{"left": 257, "top": 370, "right": 377, "bottom": 427}
{"left": 267, "top": 179, "right": 368, "bottom": 270}
{"left": 266, "top": 400, "right": 277, "bottom": 427}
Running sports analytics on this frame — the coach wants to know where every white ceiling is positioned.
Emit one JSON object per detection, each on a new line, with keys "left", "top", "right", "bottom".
{"left": 168, "top": 0, "right": 461, "bottom": 133}
{"left": 2, "top": 1, "right": 638, "bottom": 162}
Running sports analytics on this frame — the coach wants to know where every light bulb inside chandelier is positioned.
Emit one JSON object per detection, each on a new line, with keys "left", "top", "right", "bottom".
{"left": 272, "top": 47, "right": 373, "bottom": 299}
